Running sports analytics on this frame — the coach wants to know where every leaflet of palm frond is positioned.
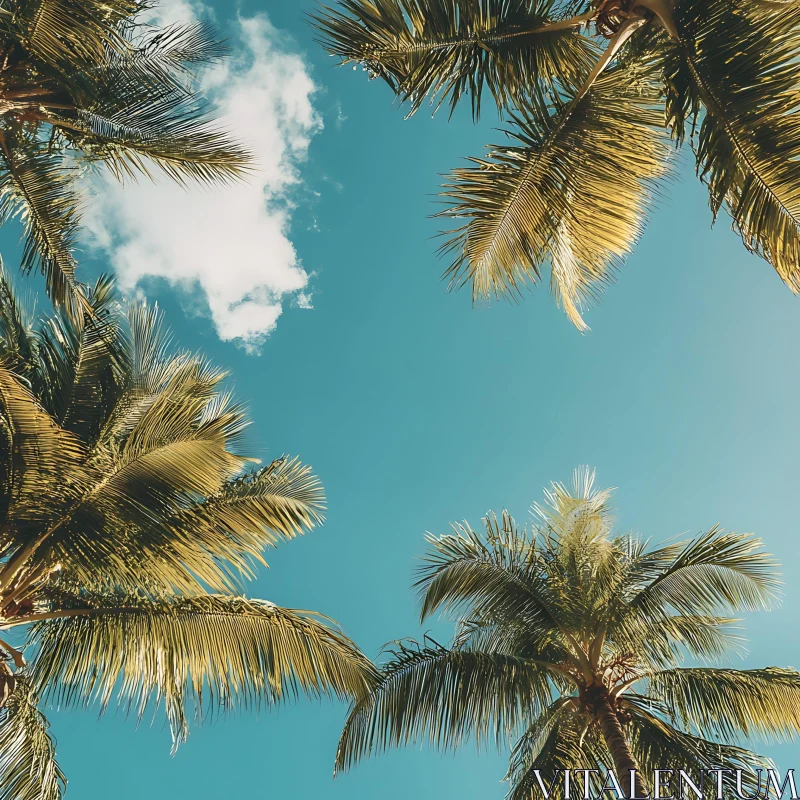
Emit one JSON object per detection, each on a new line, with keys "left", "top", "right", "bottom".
{"left": 0, "top": 136, "right": 84, "bottom": 319}
{"left": 439, "top": 63, "right": 669, "bottom": 329}
{"left": 0, "top": 677, "right": 64, "bottom": 800}
{"left": 313, "top": 0, "right": 597, "bottom": 119}
{"left": 12, "top": 0, "right": 143, "bottom": 66}
{"left": 664, "top": 0, "right": 800, "bottom": 289}
{"left": 29, "top": 594, "right": 376, "bottom": 749}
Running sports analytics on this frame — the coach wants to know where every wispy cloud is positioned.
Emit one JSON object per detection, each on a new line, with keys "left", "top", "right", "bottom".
{"left": 81, "top": 3, "right": 322, "bottom": 351}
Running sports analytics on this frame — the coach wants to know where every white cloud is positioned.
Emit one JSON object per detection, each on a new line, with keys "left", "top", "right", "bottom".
{"left": 81, "top": 3, "right": 322, "bottom": 351}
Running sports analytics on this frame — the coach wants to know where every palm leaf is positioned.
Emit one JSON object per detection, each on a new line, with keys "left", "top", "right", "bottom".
{"left": 647, "top": 667, "right": 800, "bottom": 743}
{"left": 335, "top": 639, "right": 554, "bottom": 773}
{"left": 313, "top": 0, "right": 596, "bottom": 120}
{"left": 0, "top": 677, "right": 65, "bottom": 800}
{"left": 439, "top": 62, "right": 669, "bottom": 328}
{"left": 416, "top": 515, "right": 563, "bottom": 642}
{"left": 627, "top": 527, "right": 780, "bottom": 618}
{"left": 29, "top": 593, "right": 376, "bottom": 749}
{"left": 665, "top": 0, "right": 800, "bottom": 289}
{"left": 0, "top": 364, "right": 85, "bottom": 533}
{"left": 34, "top": 275, "right": 124, "bottom": 442}
{"left": 12, "top": 0, "right": 141, "bottom": 66}
{"left": 0, "top": 134, "right": 84, "bottom": 318}
{"left": 626, "top": 702, "right": 774, "bottom": 797}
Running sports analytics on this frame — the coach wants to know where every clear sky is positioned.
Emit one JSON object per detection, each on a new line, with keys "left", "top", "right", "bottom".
{"left": 4, "top": 1, "right": 800, "bottom": 797}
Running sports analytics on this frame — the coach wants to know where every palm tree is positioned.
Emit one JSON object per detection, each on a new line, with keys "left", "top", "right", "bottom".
{"left": 0, "top": 266, "right": 375, "bottom": 799}
{"left": 314, "top": 0, "right": 800, "bottom": 330}
{"left": 336, "top": 468, "right": 800, "bottom": 798}
{"left": 0, "top": 0, "right": 249, "bottom": 318}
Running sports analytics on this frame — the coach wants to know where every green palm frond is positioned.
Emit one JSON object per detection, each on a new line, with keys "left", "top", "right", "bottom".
{"left": 416, "top": 515, "right": 563, "bottom": 641}
{"left": 0, "top": 135, "right": 84, "bottom": 318}
{"left": 626, "top": 702, "right": 774, "bottom": 796}
{"left": 626, "top": 526, "right": 780, "bottom": 618}
{"left": 0, "top": 677, "right": 64, "bottom": 800}
{"left": 312, "top": 0, "right": 596, "bottom": 119}
{"left": 665, "top": 0, "right": 800, "bottom": 289}
{"left": 336, "top": 640, "right": 555, "bottom": 773}
{"left": 28, "top": 593, "right": 375, "bottom": 749}
{"left": 505, "top": 699, "right": 600, "bottom": 799}
{"left": 439, "top": 63, "right": 669, "bottom": 329}
{"left": 647, "top": 667, "right": 800, "bottom": 744}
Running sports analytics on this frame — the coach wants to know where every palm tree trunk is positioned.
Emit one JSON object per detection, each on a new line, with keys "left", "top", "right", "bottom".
{"left": 595, "top": 697, "right": 649, "bottom": 799}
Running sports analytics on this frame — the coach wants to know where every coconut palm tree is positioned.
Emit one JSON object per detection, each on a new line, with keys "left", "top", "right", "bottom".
{"left": 0, "top": 0, "right": 250, "bottom": 318}
{"left": 0, "top": 266, "right": 375, "bottom": 799}
{"left": 314, "top": 0, "right": 800, "bottom": 330}
{"left": 336, "top": 468, "right": 800, "bottom": 798}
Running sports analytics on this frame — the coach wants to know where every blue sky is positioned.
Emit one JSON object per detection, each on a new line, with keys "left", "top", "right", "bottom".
{"left": 5, "top": 1, "right": 800, "bottom": 797}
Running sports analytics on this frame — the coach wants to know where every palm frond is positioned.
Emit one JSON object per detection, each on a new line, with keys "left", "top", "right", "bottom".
{"left": 647, "top": 667, "right": 800, "bottom": 744}
{"left": 439, "top": 62, "right": 669, "bottom": 328}
{"left": 0, "top": 134, "right": 84, "bottom": 318}
{"left": 312, "top": 0, "right": 596, "bottom": 119}
{"left": 0, "top": 678, "right": 65, "bottom": 800}
{"left": 163, "top": 457, "right": 326, "bottom": 589}
{"left": 34, "top": 275, "right": 124, "bottom": 442}
{"left": 626, "top": 702, "right": 774, "bottom": 797}
{"left": 508, "top": 708, "right": 608, "bottom": 800}
{"left": 627, "top": 527, "right": 780, "bottom": 618}
{"left": 13, "top": 0, "right": 142, "bottom": 65}
{"left": 665, "top": 0, "right": 800, "bottom": 289}
{"left": 336, "top": 639, "right": 554, "bottom": 773}
{"left": 0, "top": 259, "right": 37, "bottom": 381}
{"left": 416, "top": 515, "right": 563, "bottom": 645}
{"left": 29, "top": 593, "right": 376, "bottom": 749}
{"left": 0, "top": 364, "right": 85, "bottom": 533}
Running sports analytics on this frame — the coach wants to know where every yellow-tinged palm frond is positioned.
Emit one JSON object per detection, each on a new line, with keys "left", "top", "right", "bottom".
{"left": 646, "top": 667, "right": 800, "bottom": 744}
{"left": 313, "top": 0, "right": 597, "bottom": 119}
{"left": 664, "top": 0, "right": 800, "bottom": 289}
{"left": 336, "top": 640, "right": 556, "bottom": 774}
{"left": 12, "top": 0, "right": 142, "bottom": 66}
{"left": 0, "top": 7, "right": 250, "bottom": 314}
{"left": 439, "top": 63, "right": 670, "bottom": 329}
{"left": 0, "top": 678, "right": 64, "bottom": 800}
{"left": 28, "top": 594, "right": 376, "bottom": 749}
{"left": 0, "top": 364, "right": 85, "bottom": 533}
{"left": 0, "top": 135, "right": 84, "bottom": 318}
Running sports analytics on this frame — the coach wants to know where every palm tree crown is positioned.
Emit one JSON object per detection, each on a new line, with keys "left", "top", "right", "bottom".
{"left": 0, "top": 267, "right": 375, "bottom": 799}
{"left": 314, "top": 0, "right": 800, "bottom": 329}
{"left": 337, "top": 468, "right": 800, "bottom": 799}
{"left": 0, "top": 0, "right": 250, "bottom": 317}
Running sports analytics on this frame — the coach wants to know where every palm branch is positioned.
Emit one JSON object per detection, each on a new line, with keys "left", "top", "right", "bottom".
{"left": 314, "top": 0, "right": 800, "bottom": 327}
{"left": 0, "top": 1, "right": 251, "bottom": 315}
{"left": 336, "top": 467, "right": 796, "bottom": 799}
{"left": 0, "top": 274, "right": 375, "bottom": 796}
